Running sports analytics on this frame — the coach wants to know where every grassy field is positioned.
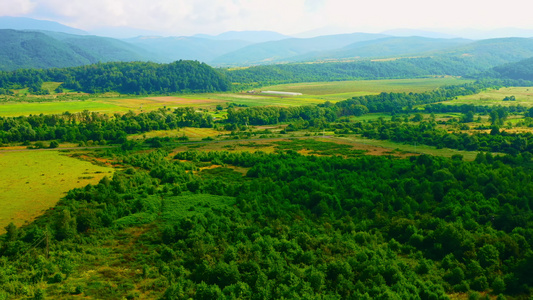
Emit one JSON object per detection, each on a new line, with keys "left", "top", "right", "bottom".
{"left": 128, "top": 127, "right": 228, "bottom": 140}
{"left": 257, "top": 77, "right": 473, "bottom": 101}
{"left": 335, "top": 136, "right": 481, "bottom": 161}
{"left": 0, "top": 150, "right": 114, "bottom": 234}
{"left": 0, "top": 77, "right": 472, "bottom": 117}
{"left": 444, "top": 86, "right": 533, "bottom": 107}
{"left": 0, "top": 100, "right": 122, "bottom": 116}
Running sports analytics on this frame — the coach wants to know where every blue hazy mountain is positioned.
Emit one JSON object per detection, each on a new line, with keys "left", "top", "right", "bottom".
{"left": 0, "top": 16, "right": 86, "bottom": 35}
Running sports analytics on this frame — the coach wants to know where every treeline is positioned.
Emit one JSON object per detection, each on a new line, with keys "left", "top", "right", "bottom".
{"left": 333, "top": 82, "right": 486, "bottom": 115}
{"left": 1, "top": 149, "right": 531, "bottom": 298}
{"left": 223, "top": 56, "right": 485, "bottom": 87}
{"left": 0, "top": 107, "right": 213, "bottom": 144}
{"left": 330, "top": 116, "right": 533, "bottom": 157}
{"left": 0, "top": 60, "right": 231, "bottom": 94}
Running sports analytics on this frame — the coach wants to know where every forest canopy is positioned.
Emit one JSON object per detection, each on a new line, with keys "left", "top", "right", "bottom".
{"left": 0, "top": 60, "right": 231, "bottom": 94}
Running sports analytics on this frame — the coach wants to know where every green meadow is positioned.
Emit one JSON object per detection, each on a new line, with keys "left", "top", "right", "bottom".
{"left": 444, "top": 86, "right": 533, "bottom": 106}
{"left": 257, "top": 77, "right": 473, "bottom": 101}
{"left": 336, "top": 136, "right": 482, "bottom": 161}
{"left": 0, "top": 77, "right": 472, "bottom": 117}
{"left": 0, "top": 150, "right": 114, "bottom": 233}
{"left": 0, "top": 100, "right": 122, "bottom": 116}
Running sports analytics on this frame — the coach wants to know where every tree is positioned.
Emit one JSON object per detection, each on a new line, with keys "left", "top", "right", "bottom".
{"left": 55, "top": 209, "right": 76, "bottom": 241}
{"left": 462, "top": 111, "right": 475, "bottom": 123}
{"left": 49, "top": 140, "right": 59, "bottom": 148}
{"left": 4, "top": 222, "right": 18, "bottom": 241}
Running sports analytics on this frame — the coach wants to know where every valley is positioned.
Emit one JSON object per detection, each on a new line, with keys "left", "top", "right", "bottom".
{"left": 0, "top": 16, "right": 532, "bottom": 300}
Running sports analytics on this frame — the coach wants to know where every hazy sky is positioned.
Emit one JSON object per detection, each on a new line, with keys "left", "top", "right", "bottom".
{"left": 1, "top": 0, "right": 532, "bottom": 36}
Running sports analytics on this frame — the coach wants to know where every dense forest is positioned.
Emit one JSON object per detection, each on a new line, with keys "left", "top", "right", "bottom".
{"left": 483, "top": 57, "right": 533, "bottom": 81}
{"left": 0, "top": 60, "right": 231, "bottom": 94}
{"left": 223, "top": 57, "right": 486, "bottom": 87}
{"left": 0, "top": 107, "right": 214, "bottom": 145}
{"left": 0, "top": 148, "right": 531, "bottom": 299}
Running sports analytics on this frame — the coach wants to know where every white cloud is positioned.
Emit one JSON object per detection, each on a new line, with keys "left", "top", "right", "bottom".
{"left": 2, "top": 0, "right": 533, "bottom": 35}
{"left": 0, "top": 0, "right": 37, "bottom": 16}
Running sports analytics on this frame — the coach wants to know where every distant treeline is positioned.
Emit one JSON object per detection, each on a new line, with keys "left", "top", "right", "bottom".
{"left": 0, "top": 60, "right": 231, "bottom": 95}
{"left": 223, "top": 57, "right": 485, "bottom": 87}
{"left": 0, "top": 107, "right": 213, "bottom": 144}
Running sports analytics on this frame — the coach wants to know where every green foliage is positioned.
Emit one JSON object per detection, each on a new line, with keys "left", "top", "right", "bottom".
{"left": 0, "top": 29, "right": 148, "bottom": 71}
{"left": 0, "top": 60, "right": 230, "bottom": 95}
{"left": 0, "top": 107, "right": 213, "bottom": 144}
{"left": 224, "top": 57, "right": 487, "bottom": 87}
{"left": 1, "top": 145, "right": 532, "bottom": 299}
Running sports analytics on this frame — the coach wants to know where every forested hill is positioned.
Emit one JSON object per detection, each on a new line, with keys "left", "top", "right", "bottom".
{"left": 0, "top": 60, "right": 231, "bottom": 94}
{"left": 223, "top": 57, "right": 485, "bottom": 87}
{"left": 482, "top": 56, "right": 533, "bottom": 81}
{"left": 0, "top": 29, "right": 150, "bottom": 71}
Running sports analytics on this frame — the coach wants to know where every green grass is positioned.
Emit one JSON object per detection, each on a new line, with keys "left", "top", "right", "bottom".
{"left": 161, "top": 194, "right": 235, "bottom": 223}
{"left": 178, "top": 93, "right": 326, "bottom": 107}
{"left": 336, "top": 136, "right": 481, "bottom": 161}
{"left": 350, "top": 113, "right": 393, "bottom": 121}
{"left": 444, "top": 86, "right": 533, "bottom": 107}
{"left": 41, "top": 82, "right": 62, "bottom": 93}
{"left": 0, "top": 100, "right": 124, "bottom": 116}
{"left": 0, "top": 150, "right": 114, "bottom": 233}
{"left": 258, "top": 77, "right": 473, "bottom": 101}
{"left": 274, "top": 139, "right": 367, "bottom": 157}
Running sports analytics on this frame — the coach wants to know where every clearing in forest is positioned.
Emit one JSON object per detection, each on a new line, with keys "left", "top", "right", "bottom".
{"left": 0, "top": 150, "right": 114, "bottom": 234}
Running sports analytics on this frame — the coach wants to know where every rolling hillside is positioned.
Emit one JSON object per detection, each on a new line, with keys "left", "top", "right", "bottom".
{"left": 194, "top": 30, "right": 291, "bottom": 43}
{"left": 125, "top": 36, "right": 251, "bottom": 63}
{"left": 290, "top": 36, "right": 472, "bottom": 62}
{"left": 484, "top": 56, "right": 533, "bottom": 81}
{"left": 0, "top": 16, "right": 86, "bottom": 35}
{"left": 0, "top": 29, "right": 150, "bottom": 71}
{"left": 210, "top": 32, "right": 389, "bottom": 66}
{"left": 429, "top": 37, "right": 533, "bottom": 69}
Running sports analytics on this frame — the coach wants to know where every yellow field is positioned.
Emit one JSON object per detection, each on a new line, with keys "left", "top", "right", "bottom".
{"left": 0, "top": 150, "right": 114, "bottom": 234}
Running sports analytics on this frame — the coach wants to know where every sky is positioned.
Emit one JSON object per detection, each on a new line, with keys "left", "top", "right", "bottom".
{"left": 1, "top": 0, "right": 533, "bottom": 36}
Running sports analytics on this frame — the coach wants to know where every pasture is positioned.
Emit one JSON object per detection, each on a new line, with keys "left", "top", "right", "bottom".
{"left": 444, "top": 86, "right": 533, "bottom": 107}
{"left": 257, "top": 77, "right": 473, "bottom": 101}
{"left": 0, "top": 150, "right": 114, "bottom": 233}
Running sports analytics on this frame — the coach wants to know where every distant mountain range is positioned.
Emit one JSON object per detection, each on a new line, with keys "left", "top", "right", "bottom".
{"left": 193, "top": 31, "right": 290, "bottom": 43}
{"left": 124, "top": 36, "right": 252, "bottom": 63}
{"left": 1, "top": 17, "right": 533, "bottom": 73}
{"left": 0, "top": 16, "right": 87, "bottom": 35}
{"left": 0, "top": 29, "right": 150, "bottom": 70}
{"left": 209, "top": 32, "right": 389, "bottom": 66}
